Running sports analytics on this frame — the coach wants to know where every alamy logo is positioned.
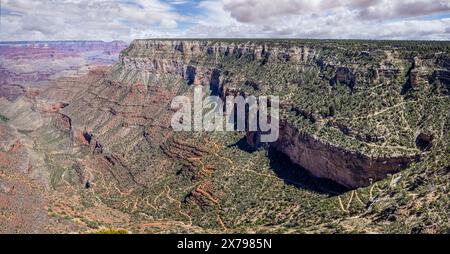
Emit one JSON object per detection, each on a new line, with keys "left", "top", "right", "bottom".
{"left": 170, "top": 86, "right": 279, "bottom": 143}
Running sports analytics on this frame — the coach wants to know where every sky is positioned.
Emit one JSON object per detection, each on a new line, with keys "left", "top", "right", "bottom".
{"left": 1, "top": 0, "right": 450, "bottom": 41}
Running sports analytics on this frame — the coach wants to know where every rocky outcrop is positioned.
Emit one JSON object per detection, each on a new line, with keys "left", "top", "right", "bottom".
{"left": 431, "top": 70, "right": 450, "bottom": 94}
{"left": 116, "top": 40, "right": 319, "bottom": 86}
{"left": 76, "top": 130, "right": 103, "bottom": 154}
{"left": 72, "top": 129, "right": 90, "bottom": 146}
{"left": 53, "top": 113, "right": 72, "bottom": 131}
{"left": 248, "top": 122, "right": 419, "bottom": 189}
{"left": 0, "top": 84, "right": 25, "bottom": 101}
{"left": 331, "top": 67, "right": 356, "bottom": 91}
{"left": 402, "top": 57, "right": 430, "bottom": 94}
{"left": 40, "top": 102, "right": 69, "bottom": 113}
{"left": 283, "top": 123, "right": 418, "bottom": 189}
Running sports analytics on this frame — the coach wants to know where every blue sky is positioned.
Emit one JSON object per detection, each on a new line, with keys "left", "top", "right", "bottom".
{"left": 1, "top": 0, "right": 449, "bottom": 41}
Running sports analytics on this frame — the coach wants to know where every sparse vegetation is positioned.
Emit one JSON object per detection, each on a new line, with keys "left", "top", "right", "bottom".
{"left": 94, "top": 228, "right": 128, "bottom": 234}
{"left": 1, "top": 39, "right": 448, "bottom": 233}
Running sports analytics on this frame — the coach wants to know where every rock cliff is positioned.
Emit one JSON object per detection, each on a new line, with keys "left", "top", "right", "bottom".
{"left": 111, "top": 39, "right": 449, "bottom": 188}
{"left": 249, "top": 122, "right": 419, "bottom": 188}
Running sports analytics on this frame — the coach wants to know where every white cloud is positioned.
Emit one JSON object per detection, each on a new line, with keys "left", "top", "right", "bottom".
{"left": 168, "top": 0, "right": 190, "bottom": 5}
{"left": 0, "top": 0, "right": 185, "bottom": 41}
{"left": 182, "top": 0, "right": 450, "bottom": 40}
{"left": 222, "top": 0, "right": 450, "bottom": 23}
{"left": 0, "top": 0, "right": 449, "bottom": 41}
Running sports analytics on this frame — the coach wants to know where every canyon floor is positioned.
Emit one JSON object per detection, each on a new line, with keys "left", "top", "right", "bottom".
{"left": 0, "top": 40, "right": 449, "bottom": 234}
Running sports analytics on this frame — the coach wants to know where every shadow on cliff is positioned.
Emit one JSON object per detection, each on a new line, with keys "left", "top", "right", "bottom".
{"left": 229, "top": 137, "right": 349, "bottom": 196}
{"left": 267, "top": 147, "right": 349, "bottom": 196}
{"left": 229, "top": 137, "right": 256, "bottom": 153}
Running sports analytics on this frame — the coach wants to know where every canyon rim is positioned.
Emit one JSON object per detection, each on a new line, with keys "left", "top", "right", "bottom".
{"left": 0, "top": 0, "right": 450, "bottom": 236}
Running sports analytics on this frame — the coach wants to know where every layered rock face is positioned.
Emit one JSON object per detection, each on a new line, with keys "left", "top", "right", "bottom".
{"left": 115, "top": 39, "right": 318, "bottom": 86}
{"left": 113, "top": 39, "right": 450, "bottom": 189}
{"left": 247, "top": 122, "right": 419, "bottom": 189}
{"left": 116, "top": 40, "right": 450, "bottom": 96}
{"left": 272, "top": 123, "right": 419, "bottom": 188}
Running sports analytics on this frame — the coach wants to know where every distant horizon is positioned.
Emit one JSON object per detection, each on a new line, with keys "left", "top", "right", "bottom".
{"left": 1, "top": 38, "right": 450, "bottom": 44}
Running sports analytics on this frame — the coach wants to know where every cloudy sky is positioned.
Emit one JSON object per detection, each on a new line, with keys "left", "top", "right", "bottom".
{"left": 1, "top": 0, "right": 450, "bottom": 41}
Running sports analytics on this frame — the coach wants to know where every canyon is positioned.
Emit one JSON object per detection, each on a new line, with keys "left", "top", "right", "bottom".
{"left": 0, "top": 41, "right": 127, "bottom": 100}
{"left": 0, "top": 39, "right": 449, "bottom": 233}
{"left": 118, "top": 40, "right": 448, "bottom": 188}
